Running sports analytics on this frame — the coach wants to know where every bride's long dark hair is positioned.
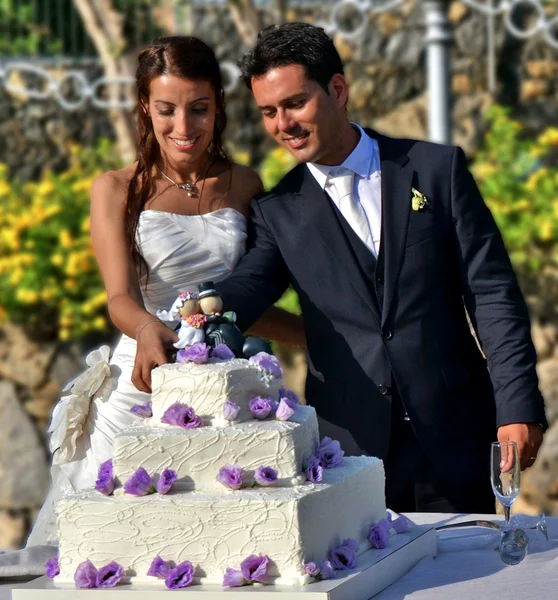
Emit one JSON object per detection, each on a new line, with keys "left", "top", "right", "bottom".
{"left": 126, "top": 36, "right": 230, "bottom": 279}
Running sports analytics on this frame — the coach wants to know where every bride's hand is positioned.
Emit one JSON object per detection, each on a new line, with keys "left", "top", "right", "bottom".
{"left": 132, "top": 321, "right": 179, "bottom": 393}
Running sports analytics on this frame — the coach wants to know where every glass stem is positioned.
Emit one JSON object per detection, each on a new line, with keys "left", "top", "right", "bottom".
{"left": 504, "top": 505, "right": 511, "bottom": 526}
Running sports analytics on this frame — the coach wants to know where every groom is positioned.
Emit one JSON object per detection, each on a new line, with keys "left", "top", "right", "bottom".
{"left": 216, "top": 23, "right": 547, "bottom": 512}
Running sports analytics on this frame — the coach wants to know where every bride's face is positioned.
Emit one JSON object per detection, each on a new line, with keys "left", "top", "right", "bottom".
{"left": 147, "top": 75, "right": 217, "bottom": 169}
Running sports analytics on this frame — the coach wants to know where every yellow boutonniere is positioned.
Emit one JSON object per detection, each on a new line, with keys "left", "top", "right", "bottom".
{"left": 411, "top": 188, "right": 428, "bottom": 211}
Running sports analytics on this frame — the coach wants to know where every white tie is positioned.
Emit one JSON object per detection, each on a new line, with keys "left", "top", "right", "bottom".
{"left": 328, "top": 168, "right": 374, "bottom": 251}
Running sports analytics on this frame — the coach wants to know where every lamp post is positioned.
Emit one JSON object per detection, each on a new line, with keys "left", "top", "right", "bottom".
{"left": 423, "top": 0, "right": 453, "bottom": 144}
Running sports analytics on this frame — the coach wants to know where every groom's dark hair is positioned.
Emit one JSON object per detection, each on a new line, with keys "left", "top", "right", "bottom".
{"left": 238, "top": 22, "right": 344, "bottom": 93}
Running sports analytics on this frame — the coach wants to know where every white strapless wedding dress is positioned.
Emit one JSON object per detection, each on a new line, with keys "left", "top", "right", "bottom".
{"left": 19, "top": 208, "right": 247, "bottom": 556}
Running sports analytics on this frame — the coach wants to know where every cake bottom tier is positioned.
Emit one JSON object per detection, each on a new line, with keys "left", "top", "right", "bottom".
{"left": 55, "top": 456, "right": 385, "bottom": 586}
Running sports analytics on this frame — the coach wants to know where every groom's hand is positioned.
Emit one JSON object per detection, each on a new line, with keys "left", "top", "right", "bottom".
{"left": 132, "top": 323, "right": 179, "bottom": 393}
{"left": 497, "top": 423, "right": 543, "bottom": 471}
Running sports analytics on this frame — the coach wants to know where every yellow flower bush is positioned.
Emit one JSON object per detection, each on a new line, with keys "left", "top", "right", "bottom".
{"left": 472, "top": 106, "right": 558, "bottom": 293}
{"left": 0, "top": 139, "right": 121, "bottom": 341}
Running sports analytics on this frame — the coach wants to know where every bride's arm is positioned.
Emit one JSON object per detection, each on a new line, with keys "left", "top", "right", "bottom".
{"left": 90, "top": 171, "right": 178, "bottom": 392}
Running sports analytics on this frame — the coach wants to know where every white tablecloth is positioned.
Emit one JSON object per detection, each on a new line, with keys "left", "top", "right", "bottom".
{"left": 1, "top": 513, "right": 556, "bottom": 599}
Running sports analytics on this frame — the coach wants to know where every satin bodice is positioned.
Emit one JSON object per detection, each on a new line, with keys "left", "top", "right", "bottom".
{"left": 136, "top": 208, "right": 247, "bottom": 315}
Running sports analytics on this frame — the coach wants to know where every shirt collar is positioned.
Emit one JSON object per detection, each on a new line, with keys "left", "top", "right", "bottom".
{"left": 306, "top": 123, "right": 377, "bottom": 190}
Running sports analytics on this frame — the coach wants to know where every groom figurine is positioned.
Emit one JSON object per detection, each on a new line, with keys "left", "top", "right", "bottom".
{"left": 216, "top": 23, "right": 547, "bottom": 512}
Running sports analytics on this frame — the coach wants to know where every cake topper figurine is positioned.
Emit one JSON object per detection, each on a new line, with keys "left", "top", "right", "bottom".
{"left": 156, "top": 291, "right": 207, "bottom": 349}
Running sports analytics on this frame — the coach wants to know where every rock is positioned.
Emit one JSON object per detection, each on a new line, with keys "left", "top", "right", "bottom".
{"left": 0, "top": 381, "right": 49, "bottom": 509}
{"left": 521, "top": 80, "right": 549, "bottom": 102}
{"left": 373, "top": 94, "right": 428, "bottom": 142}
{"left": 536, "top": 358, "right": 558, "bottom": 425}
{"left": 532, "top": 322, "right": 553, "bottom": 361}
{"left": 0, "top": 510, "right": 26, "bottom": 551}
{"left": 24, "top": 380, "right": 60, "bottom": 422}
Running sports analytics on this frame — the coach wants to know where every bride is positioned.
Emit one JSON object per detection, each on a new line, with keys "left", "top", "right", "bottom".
{"left": 22, "top": 36, "right": 305, "bottom": 552}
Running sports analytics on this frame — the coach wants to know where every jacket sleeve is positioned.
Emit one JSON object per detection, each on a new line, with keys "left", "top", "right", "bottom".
{"left": 215, "top": 196, "right": 290, "bottom": 332}
{"left": 450, "top": 146, "right": 547, "bottom": 428}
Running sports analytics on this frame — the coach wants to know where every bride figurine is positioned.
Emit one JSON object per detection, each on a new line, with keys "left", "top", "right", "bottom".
{"left": 156, "top": 291, "right": 207, "bottom": 349}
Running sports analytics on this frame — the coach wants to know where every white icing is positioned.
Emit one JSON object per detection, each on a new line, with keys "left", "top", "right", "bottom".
{"left": 56, "top": 457, "right": 385, "bottom": 586}
{"left": 113, "top": 406, "right": 320, "bottom": 490}
{"left": 150, "top": 359, "right": 281, "bottom": 424}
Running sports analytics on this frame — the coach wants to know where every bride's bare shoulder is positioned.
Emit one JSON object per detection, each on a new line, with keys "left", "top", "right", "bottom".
{"left": 91, "top": 164, "right": 138, "bottom": 209}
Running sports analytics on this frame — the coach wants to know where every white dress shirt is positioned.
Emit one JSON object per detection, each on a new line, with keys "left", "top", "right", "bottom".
{"left": 307, "top": 123, "right": 382, "bottom": 257}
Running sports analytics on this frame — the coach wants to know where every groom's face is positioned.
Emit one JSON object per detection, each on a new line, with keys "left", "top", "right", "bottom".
{"left": 251, "top": 64, "right": 349, "bottom": 165}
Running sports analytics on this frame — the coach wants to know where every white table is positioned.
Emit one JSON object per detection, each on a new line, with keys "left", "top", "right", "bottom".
{"left": 1, "top": 513, "right": 556, "bottom": 600}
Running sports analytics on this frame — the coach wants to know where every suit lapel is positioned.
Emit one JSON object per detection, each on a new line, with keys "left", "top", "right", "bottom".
{"left": 374, "top": 133, "right": 414, "bottom": 327}
{"left": 295, "top": 166, "right": 382, "bottom": 323}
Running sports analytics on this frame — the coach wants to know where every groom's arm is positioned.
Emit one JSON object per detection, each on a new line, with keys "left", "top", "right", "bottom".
{"left": 216, "top": 196, "right": 291, "bottom": 332}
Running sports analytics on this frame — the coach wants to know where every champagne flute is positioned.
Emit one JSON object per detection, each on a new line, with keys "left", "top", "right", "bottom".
{"left": 490, "top": 441, "right": 520, "bottom": 529}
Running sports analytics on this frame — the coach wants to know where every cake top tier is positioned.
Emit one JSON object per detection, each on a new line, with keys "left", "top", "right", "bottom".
{"left": 150, "top": 357, "right": 282, "bottom": 425}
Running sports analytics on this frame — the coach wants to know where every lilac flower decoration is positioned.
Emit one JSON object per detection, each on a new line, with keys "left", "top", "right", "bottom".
{"left": 388, "top": 512, "right": 413, "bottom": 533}
{"left": 74, "top": 560, "right": 98, "bottom": 589}
{"left": 217, "top": 465, "right": 243, "bottom": 490}
{"left": 319, "top": 560, "right": 335, "bottom": 580}
{"left": 254, "top": 466, "right": 278, "bottom": 486}
{"left": 241, "top": 554, "right": 270, "bottom": 584}
{"left": 305, "top": 456, "right": 323, "bottom": 483}
{"left": 304, "top": 562, "right": 320, "bottom": 577}
{"left": 147, "top": 556, "right": 171, "bottom": 578}
{"left": 131, "top": 401, "right": 152, "bottom": 418}
{"left": 95, "top": 459, "right": 115, "bottom": 496}
{"left": 316, "top": 437, "right": 344, "bottom": 469}
{"left": 96, "top": 561, "right": 125, "bottom": 588}
{"left": 276, "top": 398, "right": 296, "bottom": 421}
{"left": 223, "top": 400, "right": 240, "bottom": 421}
{"left": 211, "top": 344, "right": 235, "bottom": 360}
{"left": 279, "top": 387, "right": 300, "bottom": 409}
{"left": 165, "top": 560, "right": 195, "bottom": 589}
{"left": 156, "top": 469, "right": 177, "bottom": 494}
{"left": 161, "top": 402, "right": 202, "bottom": 429}
{"left": 176, "top": 342, "right": 210, "bottom": 364}
{"left": 123, "top": 467, "right": 155, "bottom": 496}
{"left": 249, "top": 352, "right": 282, "bottom": 378}
{"left": 222, "top": 567, "right": 245, "bottom": 587}
{"left": 329, "top": 538, "right": 359, "bottom": 570}
{"left": 249, "top": 396, "right": 274, "bottom": 420}
{"left": 45, "top": 556, "right": 60, "bottom": 578}
{"left": 368, "top": 519, "right": 390, "bottom": 549}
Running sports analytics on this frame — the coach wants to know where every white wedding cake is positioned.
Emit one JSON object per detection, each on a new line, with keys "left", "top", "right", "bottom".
{"left": 54, "top": 353, "right": 388, "bottom": 588}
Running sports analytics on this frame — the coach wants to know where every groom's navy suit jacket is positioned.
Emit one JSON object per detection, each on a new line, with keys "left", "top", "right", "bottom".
{"left": 216, "top": 129, "right": 547, "bottom": 484}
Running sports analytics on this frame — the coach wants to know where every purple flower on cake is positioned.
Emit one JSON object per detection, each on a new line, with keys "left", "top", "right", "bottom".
{"left": 305, "top": 456, "right": 323, "bottom": 483}
{"left": 211, "top": 344, "right": 235, "bottom": 360}
{"left": 147, "top": 556, "right": 171, "bottom": 578}
{"left": 124, "top": 467, "right": 155, "bottom": 496}
{"left": 74, "top": 560, "right": 98, "bottom": 588}
{"left": 165, "top": 560, "right": 195, "bottom": 589}
{"left": 161, "top": 403, "right": 202, "bottom": 429}
{"left": 249, "top": 352, "right": 282, "bottom": 378}
{"left": 368, "top": 519, "right": 390, "bottom": 549}
{"left": 241, "top": 554, "right": 270, "bottom": 584}
{"left": 388, "top": 512, "right": 413, "bottom": 533}
{"left": 130, "top": 401, "right": 152, "bottom": 418}
{"left": 176, "top": 342, "right": 210, "bottom": 364}
{"left": 217, "top": 465, "right": 243, "bottom": 490}
{"left": 254, "top": 466, "right": 278, "bottom": 486}
{"left": 223, "top": 400, "right": 240, "bottom": 421}
{"left": 279, "top": 387, "right": 300, "bottom": 409}
{"left": 276, "top": 398, "right": 296, "bottom": 421}
{"left": 96, "top": 561, "right": 125, "bottom": 588}
{"left": 45, "top": 556, "right": 60, "bottom": 578}
{"left": 329, "top": 538, "right": 359, "bottom": 570}
{"left": 95, "top": 459, "right": 115, "bottom": 496}
{"left": 249, "top": 396, "right": 274, "bottom": 420}
{"left": 304, "top": 562, "right": 320, "bottom": 577}
{"left": 319, "top": 560, "right": 335, "bottom": 580}
{"left": 316, "top": 437, "right": 344, "bottom": 469}
{"left": 222, "top": 567, "right": 245, "bottom": 587}
{"left": 156, "top": 469, "right": 177, "bottom": 494}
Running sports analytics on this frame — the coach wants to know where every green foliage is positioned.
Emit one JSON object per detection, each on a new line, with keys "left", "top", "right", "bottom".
{"left": 0, "top": 139, "right": 122, "bottom": 340}
{"left": 472, "top": 105, "right": 558, "bottom": 288}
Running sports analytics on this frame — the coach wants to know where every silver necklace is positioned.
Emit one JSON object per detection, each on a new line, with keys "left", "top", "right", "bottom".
{"left": 156, "top": 165, "right": 204, "bottom": 198}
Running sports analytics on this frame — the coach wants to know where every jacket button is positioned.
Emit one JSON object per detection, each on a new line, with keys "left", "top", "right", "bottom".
{"left": 381, "top": 329, "right": 393, "bottom": 340}
{"left": 376, "top": 276, "right": 384, "bottom": 285}
{"left": 378, "top": 384, "right": 389, "bottom": 395}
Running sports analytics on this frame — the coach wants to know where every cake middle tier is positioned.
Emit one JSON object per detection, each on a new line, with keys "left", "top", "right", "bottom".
{"left": 114, "top": 406, "right": 319, "bottom": 490}
{"left": 150, "top": 358, "right": 282, "bottom": 425}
